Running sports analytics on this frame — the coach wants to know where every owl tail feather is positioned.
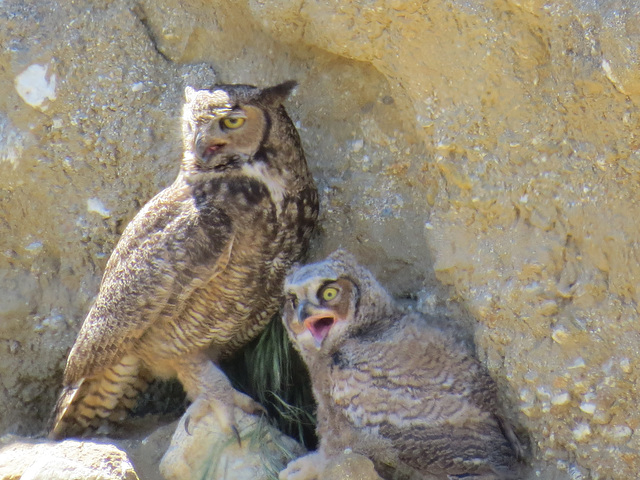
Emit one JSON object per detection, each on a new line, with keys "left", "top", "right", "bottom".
{"left": 48, "top": 380, "right": 84, "bottom": 440}
{"left": 48, "top": 354, "right": 145, "bottom": 440}
{"left": 497, "top": 415, "right": 528, "bottom": 462}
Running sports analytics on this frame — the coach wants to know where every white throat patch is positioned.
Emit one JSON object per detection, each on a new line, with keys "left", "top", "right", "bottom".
{"left": 242, "top": 162, "right": 288, "bottom": 216}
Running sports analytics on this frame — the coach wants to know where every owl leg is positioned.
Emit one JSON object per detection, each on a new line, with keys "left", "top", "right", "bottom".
{"left": 174, "top": 351, "right": 263, "bottom": 440}
{"left": 279, "top": 451, "right": 326, "bottom": 480}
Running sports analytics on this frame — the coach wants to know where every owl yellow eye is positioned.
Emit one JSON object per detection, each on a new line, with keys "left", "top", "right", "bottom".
{"left": 321, "top": 286, "right": 339, "bottom": 302}
{"left": 221, "top": 117, "right": 245, "bottom": 129}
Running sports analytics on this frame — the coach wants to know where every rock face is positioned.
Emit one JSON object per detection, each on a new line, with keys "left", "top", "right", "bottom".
{"left": 1, "top": 1, "right": 639, "bottom": 479}
{"left": 321, "top": 451, "right": 384, "bottom": 480}
{"left": 0, "top": 437, "right": 139, "bottom": 480}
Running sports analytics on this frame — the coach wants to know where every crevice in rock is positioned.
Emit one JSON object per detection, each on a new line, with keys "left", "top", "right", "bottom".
{"left": 130, "top": 3, "right": 172, "bottom": 64}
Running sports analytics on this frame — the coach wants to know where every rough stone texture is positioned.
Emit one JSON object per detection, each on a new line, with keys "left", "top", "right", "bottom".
{"left": 160, "top": 403, "right": 304, "bottom": 480}
{"left": 321, "top": 451, "right": 384, "bottom": 480}
{"left": 0, "top": 436, "right": 139, "bottom": 480}
{"left": 1, "top": 0, "right": 639, "bottom": 479}
{"left": 114, "top": 417, "right": 176, "bottom": 480}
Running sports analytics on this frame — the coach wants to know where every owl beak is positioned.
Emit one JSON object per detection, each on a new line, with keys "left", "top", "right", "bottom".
{"left": 286, "top": 301, "right": 311, "bottom": 336}
{"left": 194, "top": 131, "right": 231, "bottom": 166}
{"left": 297, "top": 301, "right": 312, "bottom": 323}
{"left": 204, "top": 142, "right": 226, "bottom": 157}
{"left": 303, "top": 312, "right": 337, "bottom": 347}
{"left": 292, "top": 301, "right": 337, "bottom": 348}
{"left": 196, "top": 140, "right": 228, "bottom": 164}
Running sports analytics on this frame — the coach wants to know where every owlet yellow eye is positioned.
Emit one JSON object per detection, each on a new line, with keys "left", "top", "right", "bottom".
{"left": 321, "top": 286, "right": 339, "bottom": 302}
{"left": 221, "top": 117, "right": 245, "bottom": 129}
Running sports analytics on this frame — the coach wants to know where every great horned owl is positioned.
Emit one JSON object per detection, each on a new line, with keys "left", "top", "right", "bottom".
{"left": 280, "top": 250, "right": 521, "bottom": 480}
{"left": 50, "top": 81, "right": 318, "bottom": 439}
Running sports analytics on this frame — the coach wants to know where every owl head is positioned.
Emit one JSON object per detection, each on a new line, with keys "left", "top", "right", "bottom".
{"left": 282, "top": 250, "right": 396, "bottom": 357}
{"left": 181, "top": 81, "right": 300, "bottom": 179}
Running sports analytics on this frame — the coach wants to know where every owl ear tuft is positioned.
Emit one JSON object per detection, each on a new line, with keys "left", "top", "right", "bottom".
{"left": 184, "top": 86, "right": 197, "bottom": 103}
{"left": 259, "top": 80, "right": 298, "bottom": 106}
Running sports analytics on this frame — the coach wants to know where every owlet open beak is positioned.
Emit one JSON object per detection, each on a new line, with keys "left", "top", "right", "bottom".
{"left": 304, "top": 313, "right": 337, "bottom": 346}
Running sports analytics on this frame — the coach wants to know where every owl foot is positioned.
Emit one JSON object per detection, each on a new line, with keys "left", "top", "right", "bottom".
{"left": 176, "top": 352, "right": 266, "bottom": 444}
{"left": 279, "top": 451, "right": 326, "bottom": 480}
{"left": 184, "top": 389, "right": 265, "bottom": 445}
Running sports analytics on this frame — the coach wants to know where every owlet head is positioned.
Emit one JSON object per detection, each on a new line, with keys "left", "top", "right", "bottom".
{"left": 283, "top": 250, "right": 395, "bottom": 355}
{"left": 181, "top": 81, "right": 298, "bottom": 175}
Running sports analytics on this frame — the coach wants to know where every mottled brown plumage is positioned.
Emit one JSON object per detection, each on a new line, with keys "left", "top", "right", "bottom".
{"left": 50, "top": 81, "right": 318, "bottom": 439}
{"left": 280, "top": 251, "right": 521, "bottom": 480}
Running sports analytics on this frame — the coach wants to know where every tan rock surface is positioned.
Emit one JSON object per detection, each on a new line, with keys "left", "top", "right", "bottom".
{"left": 321, "top": 452, "right": 384, "bottom": 480}
{"left": 0, "top": 436, "right": 139, "bottom": 480}
{"left": 115, "top": 419, "right": 176, "bottom": 480}
{"left": 1, "top": 0, "right": 639, "bottom": 479}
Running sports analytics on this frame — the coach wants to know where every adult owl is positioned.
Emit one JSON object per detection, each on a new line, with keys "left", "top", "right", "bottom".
{"left": 50, "top": 81, "right": 318, "bottom": 439}
{"left": 280, "top": 251, "right": 522, "bottom": 480}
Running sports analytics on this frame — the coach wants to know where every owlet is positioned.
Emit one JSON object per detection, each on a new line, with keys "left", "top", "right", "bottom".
{"left": 280, "top": 250, "right": 522, "bottom": 480}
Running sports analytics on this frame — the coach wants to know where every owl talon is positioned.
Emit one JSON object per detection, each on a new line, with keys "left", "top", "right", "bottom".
{"left": 184, "top": 415, "right": 192, "bottom": 435}
{"left": 209, "top": 400, "right": 244, "bottom": 446}
{"left": 232, "top": 424, "right": 241, "bottom": 446}
{"left": 184, "top": 389, "right": 266, "bottom": 446}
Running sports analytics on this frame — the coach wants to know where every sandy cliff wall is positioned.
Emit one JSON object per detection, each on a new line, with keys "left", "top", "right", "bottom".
{"left": 1, "top": 1, "right": 639, "bottom": 478}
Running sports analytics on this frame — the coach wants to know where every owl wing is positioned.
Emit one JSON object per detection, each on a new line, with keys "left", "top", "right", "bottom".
{"left": 64, "top": 182, "right": 233, "bottom": 384}
{"left": 376, "top": 421, "right": 518, "bottom": 479}
{"left": 329, "top": 325, "right": 518, "bottom": 476}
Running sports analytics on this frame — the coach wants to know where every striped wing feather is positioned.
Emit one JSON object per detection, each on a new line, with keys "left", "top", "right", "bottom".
{"left": 330, "top": 320, "right": 519, "bottom": 478}
{"left": 51, "top": 183, "right": 232, "bottom": 437}
{"left": 64, "top": 182, "right": 232, "bottom": 384}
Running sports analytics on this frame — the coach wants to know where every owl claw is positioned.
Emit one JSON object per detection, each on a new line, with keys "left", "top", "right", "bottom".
{"left": 232, "top": 424, "right": 241, "bottom": 446}
{"left": 222, "top": 390, "right": 265, "bottom": 446}
{"left": 184, "top": 390, "right": 266, "bottom": 446}
{"left": 177, "top": 356, "right": 266, "bottom": 445}
{"left": 184, "top": 414, "right": 192, "bottom": 435}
